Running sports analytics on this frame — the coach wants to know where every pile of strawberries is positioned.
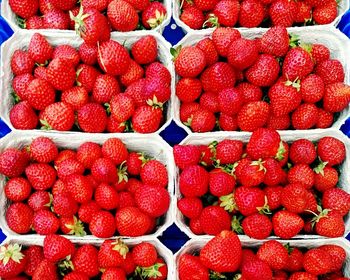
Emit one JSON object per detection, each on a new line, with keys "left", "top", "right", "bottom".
{"left": 0, "top": 136, "right": 171, "bottom": 238}
{"left": 175, "top": 128, "right": 350, "bottom": 239}
{"left": 0, "top": 235, "right": 168, "bottom": 279}
{"left": 178, "top": 230, "right": 348, "bottom": 279}
{"left": 179, "top": 0, "right": 339, "bottom": 30}
{"left": 9, "top": 32, "right": 171, "bottom": 133}
{"left": 9, "top": 0, "right": 167, "bottom": 31}
{"left": 174, "top": 26, "right": 350, "bottom": 132}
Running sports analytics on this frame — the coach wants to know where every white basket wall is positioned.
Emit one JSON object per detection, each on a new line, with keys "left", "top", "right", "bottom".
{"left": 0, "top": 29, "right": 175, "bottom": 135}
{"left": 171, "top": 26, "right": 350, "bottom": 135}
{"left": 175, "top": 128, "right": 350, "bottom": 240}
{"left": 0, "top": 130, "right": 176, "bottom": 241}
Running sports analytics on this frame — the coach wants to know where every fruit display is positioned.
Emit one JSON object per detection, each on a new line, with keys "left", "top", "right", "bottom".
{"left": 174, "top": 128, "right": 350, "bottom": 239}
{"left": 176, "top": 230, "right": 350, "bottom": 279}
{"left": 0, "top": 132, "right": 174, "bottom": 238}
{"left": 3, "top": 0, "right": 169, "bottom": 32}
{"left": 0, "top": 30, "right": 173, "bottom": 134}
{"left": 173, "top": 26, "right": 350, "bottom": 133}
{"left": 173, "top": 0, "right": 348, "bottom": 31}
{"left": 0, "top": 235, "right": 171, "bottom": 279}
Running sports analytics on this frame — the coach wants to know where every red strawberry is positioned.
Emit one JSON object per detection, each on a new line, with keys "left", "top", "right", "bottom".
{"left": 76, "top": 142, "right": 102, "bottom": 169}
{"left": 176, "top": 78, "right": 202, "bottom": 103}
{"left": 89, "top": 210, "right": 116, "bottom": 238}
{"left": 283, "top": 47, "right": 314, "bottom": 81}
{"left": 200, "top": 62, "right": 236, "bottom": 93}
{"left": 260, "top": 26, "right": 290, "bottom": 57}
{"left": 295, "top": 2, "right": 312, "bottom": 23}
{"left": 109, "top": 94, "right": 134, "bottom": 123}
{"left": 173, "top": 145, "right": 201, "bottom": 170}
{"left": 78, "top": 201, "right": 101, "bottom": 224}
{"left": 61, "top": 86, "right": 89, "bottom": 111}
{"left": 199, "top": 206, "right": 231, "bottom": 235}
{"left": 316, "top": 59, "right": 345, "bottom": 85}
{"left": 281, "top": 183, "right": 308, "bottom": 213}
{"left": 51, "top": 0, "right": 75, "bottom": 10}
{"left": 300, "top": 74, "right": 324, "bottom": 103}
{"left": 33, "top": 209, "right": 59, "bottom": 235}
{"left": 101, "top": 138, "right": 128, "bottom": 166}
{"left": 56, "top": 158, "right": 84, "bottom": 180}
{"left": 72, "top": 245, "right": 99, "bottom": 278}
{"left": 28, "top": 191, "right": 51, "bottom": 211}
{"left": 291, "top": 103, "right": 318, "bottom": 130}
{"left": 47, "top": 58, "right": 76, "bottom": 91}
{"left": 120, "top": 60, "right": 144, "bottom": 87}
{"left": 314, "top": 164, "right": 338, "bottom": 192}
{"left": 98, "top": 239, "right": 128, "bottom": 268}
{"left": 317, "top": 136, "right": 345, "bottom": 166}
{"left": 316, "top": 108, "right": 333, "bottom": 128}
{"left": 247, "top": 128, "right": 280, "bottom": 160}
{"left": 24, "top": 78, "right": 56, "bottom": 111}
{"left": 314, "top": 209, "right": 345, "bottom": 237}
{"left": 212, "top": 27, "right": 241, "bottom": 57}
{"left": 272, "top": 210, "right": 304, "bottom": 239}
{"left": 235, "top": 158, "right": 266, "bottom": 187}
{"left": 28, "top": 33, "right": 53, "bottom": 64}
{"left": 263, "top": 158, "right": 286, "bottom": 186}
{"left": 4, "top": 177, "right": 31, "bottom": 202}
{"left": 79, "top": 43, "right": 97, "bottom": 65}
{"left": 143, "top": 78, "right": 171, "bottom": 103}
{"left": 236, "top": 83, "right": 262, "bottom": 104}
{"left": 24, "top": 245, "right": 44, "bottom": 276}
{"left": 9, "top": 0, "right": 38, "bottom": 19}
{"left": 285, "top": 247, "right": 304, "bottom": 272}
{"left": 32, "top": 259, "right": 58, "bottom": 280}
{"left": 195, "top": 39, "right": 218, "bottom": 67}
{"left": 246, "top": 54, "right": 280, "bottom": 87}
{"left": 25, "top": 163, "right": 56, "bottom": 191}
{"left": 178, "top": 197, "right": 203, "bottom": 219}
{"left": 12, "top": 73, "right": 34, "bottom": 100}
{"left": 132, "top": 242, "right": 157, "bottom": 267}
{"left": 313, "top": 0, "right": 337, "bottom": 25}
{"left": 179, "top": 254, "right": 209, "bottom": 280}
{"left": 43, "top": 234, "right": 74, "bottom": 262}
{"left": 212, "top": 0, "right": 240, "bottom": 27}
{"left": 141, "top": 2, "right": 167, "bottom": 29}
{"left": 269, "top": 0, "right": 296, "bottom": 27}
{"left": 200, "top": 92, "right": 219, "bottom": 113}
{"left": 257, "top": 240, "right": 289, "bottom": 270}
{"left": 11, "top": 50, "right": 34, "bottom": 76}
{"left": 26, "top": 15, "right": 44, "bottom": 29}
{"left": 266, "top": 114, "right": 290, "bottom": 130}
{"left": 238, "top": 0, "right": 264, "bottom": 27}
{"left": 180, "top": 102, "right": 200, "bottom": 123}
{"left": 209, "top": 168, "right": 235, "bottom": 197}
{"left": 43, "top": 9, "right": 70, "bottom": 29}
{"left": 81, "top": 0, "right": 109, "bottom": 11}
{"left": 193, "top": 0, "right": 218, "bottom": 10}
{"left": 131, "top": 36, "right": 157, "bottom": 65}
{"left": 92, "top": 74, "right": 120, "bottom": 104}
{"left": 322, "top": 188, "right": 350, "bottom": 216}
{"left": 288, "top": 164, "right": 314, "bottom": 189}
{"left": 303, "top": 248, "right": 332, "bottom": 275}
{"left": 97, "top": 40, "right": 130, "bottom": 76}
{"left": 319, "top": 245, "right": 346, "bottom": 272}
{"left": 190, "top": 218, "right": 204, "bottom": 235}
{"left": 216, "top": 139, "right": 243, "bottom": 164}
{"left": 235, "top": 186, "right": 266, "bottom": 216}
{"left": 53, "top": 45, "right": 80, "bottom": 67}
{"left": 76, "top": 64, "right": 100, "bottom": 93}
{"left": 140, "top": 160, "right": 168, "bottom": 188}
{"left": 94, "top": 183, "right": 120, "bottom": 210}
{"left": 77, "top": 103, "right": 107, "bottom": 133}
{"left": 311, "top": 44, "right": 330, "bottom": 64}
{"left": 242, "top": 214, "right": 272, "bottom": 239}
{"left": 190, "top": 108, "right": 216, "bottom": 132}
{"left": 53, "top": 192, "right": 78, "bottom": 218}
{"left": 289, "top": 139, "right": 316, "bottom": 165}
{"left": 218, "top": 88, "right": 243, "bottom": 116}
{"left": 174, "top": 46, "right": 206, "bottom": 78}
{"left": 64, "top": 271, "right": 90, "bottom": 280}
{"left": 132, "top": 105, "right": 163, "bottom": 133}
{"left": 6, "top": 202, "right": 33, "bottom": 234}
{"left": 323, "top": 83, "right": 350, "bottom": 113}
{"left": 0, "top": 148, "right": 29, "bottom": 177}
{"left": 181, "top": 7, "right": 205, "bottom": 30}
{"left": 242, "top": 257, "right": 273, "bottom": 280}
{"left": 107, "top": 0, "right": 138, "bottom": 31}
{"left": 123, "top": 0, "right": 149, "bottom": 10}
{"left": 10, "top": 101, "right": 38, "bottom": 130}
{"left": 237, "top": 101, "right": 270, "bottom": 132}
{"left": 115, "top": 207, "right": 151, "bottom": 236}
{"left": 0, "top": 243, "right": 27, "bottom": 278}
{"left": 200, "top": 231, "right": 242, "bottom": 272}
{"left": 180, "top": 165, "right": 209, "bottom": 197}
{"left": 65, "top": 174, "right": 93, "bottom": 203}
{"left": 264, "top": 185, "right": 283, "bottom": 210}
{"left": 91, "top": 158, "right": 118, "bottom": 183}
{"left": 29, "top": 137, "right": 57, "bottom": 163}
{"left": 145, "top": 62, "right": 171, "bottom": 86}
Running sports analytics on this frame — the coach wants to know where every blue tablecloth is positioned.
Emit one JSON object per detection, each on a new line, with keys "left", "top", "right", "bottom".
{"left": 0, "top": 9, "right": 350, "bottom": 253}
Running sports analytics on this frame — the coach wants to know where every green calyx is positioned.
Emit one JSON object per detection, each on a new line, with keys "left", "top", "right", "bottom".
{"left": 285, "top": 78, "right": 301, "bottom": 92}
{"left": 250, "top": 159, "right": 266, "bottom": 173}
{"left": 64, "top": 216, "right": 86, "bottom": 237}
{"left": 112, "top": 239, "right": 129, "bottom": 259}
{"left": 203, "top": 14, "right": 219, "bottom": 28}
{"left": 275, "top": 141, "right": 286, "bottom": 162}
{"left": 147, "top": 9, "right": 166, "bottom": 29}
{"left": 289, "top": 34, "right": 300, "bottom": 48}
{"left": 40, "top": 119, "right": 53, "bottom": 130}
{"left": 117, "top": 161, "right": 129, "bottom": 184}
{"left": 69, "top": 5, "right": 90, "bottom": 37}
{"left": 146, "top": 95, "right": 164, "bottom": 110}
{"left": 220, "top": 193, "right": 237, "bottom": 213}
{"left": 0, "top": 244, "right": 24, "bottom": 266}
{"left": 313, "top": 161, "right": 328, "bottom": 175}
{"left": 170, "top": 46, "right": 182, "bottom": 61}
{"left": 58, "top": 255, "right": 74, "bottom": 276}
{"left": 209, "top": 271, "right": 227, "bottom": 279}
{"left": 256, "top": 196, "right": 272, "bottom": 215}
{"left": 231, "top": 215, "right": 243, "bottom": 234}
{"left": 309, "top": 205, "right": 331, "bottom": 227}
{"left": 135, "top": 262, "right": 165, "bottom": 279}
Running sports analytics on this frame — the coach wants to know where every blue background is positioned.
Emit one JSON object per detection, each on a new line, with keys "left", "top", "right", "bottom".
{"left": 1, "top": 7, "right": 350, "bottom": 253}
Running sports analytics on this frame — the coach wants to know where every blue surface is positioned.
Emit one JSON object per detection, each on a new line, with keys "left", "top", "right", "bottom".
{"left": 1, "top": 9, "right": 350, "bottom": 253}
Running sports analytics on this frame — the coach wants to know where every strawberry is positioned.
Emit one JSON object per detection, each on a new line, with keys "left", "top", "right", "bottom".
{"left": 28, "top": 33, "right": 53, "bottom": 64}
{"left": 43, "top": 234, "right": 74, "bottom": 262}
{"left": 300, "top": 74, "right": 324, "bottom": 103}
{"left": 257, "top": 240, "right": 289, "bottom": 270}
{"left": 125, "top": 152, "right": 143, "bottom": 176}
{"left": 52, "top": 193, "right": 78, "bottom": 217}
{"left": 12, "top": 73, "right": 34, "bottom": 100}
{"left": 193, "top": 0, "right": 218, "bottom": 10}
{"left": 316, "top": 59, "right": 345, "bottom": 85}
{"left": 291, "top": 103, "right": 318, "bottom": 130}
{"left": 173, "top": 145, "right": 201, "bottom": 170}
{"left": 246, "top": 54, "right": 280, "bottom": 87}
{"left": 6, "top": 203, "right": 33, "bottom": 234}
{"left": 141, "top": 2, "right": 167, "bottom": 29}
{"left": 52, "top": 179, "right": 69, "bottom": 196}
{"left": 143, "top": 78, "right": 171, "bottom": 103}
{"left": 264, "top": 185, "right": 283, "bottom": 210}
{"left": 9, "top": 0, "right": 38, "bottom": 19}
{"left": 98, "top": 239, "right": 128, "bottom": 268}
{"left": 24, "top": 245, "right": 44, "bottom": 276}
{"left": 247, "top": 128, "right": 280, "bottom": 160}
{"left": 212, "top": 27, "right": 241, "bottom": 57}
{"left": 91, "top": 158, "right": 118, "bottom": 183}
{"left": 4, "top": 177, "right": 31, "bottom": 202}
{"left": 24, "top": 78, "right": 56, "bottom": 111}
{"left": 310, "top": 44, "right": 330, "bottom": 64}
{"left": 120, "top": 60, "right": 144, "bottom": 87}
{"left": 317, "top": 136, "right": 345, "bottom": 166}
{"left": 123, "top": 0, "right": 149, "bottom": 11}
{"left": 281, "top": 183, "right": 308, "bottom": 213}
{"left": 78, "top": 201, "right": 100, "bottom": 224}
{"left": 180, "top": 102, "right": 200, "bottom": 123}
{"left": 180, "top": 165, "right": 209, "bottom": 197}
{"left": 176, "top": 78, "right": 202, "bottom": 103}
{"left": 11, "top": 50, "right": 34, "bottom": 76}
{"left": 215, "top": 140, "right": 242, "bottom": 165}
{"left": 51, "top": 0, "right": 76, "bottom": 10}
{"left": 314, "top": 164, "right": 338, "bottom": 192}
{"left": 284, "top": 247, "right": 304, "bottom": 272}
{"left": 47, "top": 58, "right": 76, "bottom": 91}
{"left": 218, "top": 88, "right": 243, "bottom": 116}
{"left": 200, "top": 62, "right": 236, "bottom": 93}
{"left": 235, "top": 186, "right": 266, "bottom": 216}
{"left": 72, "top": 245, "right": 99, "bottom": 278}
{"left": 200, "top": 92, "right": 219, "bottom": 113}
{"left": 140, "top": 160, "right": 168, "bottom": 188}
{"left": 323, "top": 83, "right": 350, "bottom": 113}
{"left": 236, "top": 83, "right": 262, "bottom": 104}
{"left": 263, "top": 158, "right": 286, "bottom": 186}
{"left": 313, "top": 0, "right": 337, "bottom": 25}
{"left": 196, "top": 39, "right": 218, "bottom": 67}
{"left": 0, "top": 244, "right": 27, "bottom": 278}
{"left": 109, "top": 94, "right": 134, "bottom": 123}
{"left": 81, "top": 0, "right": 109, "bottom": 11}
{"left": 76, "top": 64, "right": 100, "bottom": 93}
{"left": 209, "top": 168, "right": 236, "bottom": 197}
{"left": 181, "top": 7, "right": 205, "bottom": 29}
{"left": 131, "top": 36, "right": 158, "bottom": 65}
{"left": 79, "top": 43, "right": 97, "bottom": 66}
{"left": 272, "top": 210, "right": 304, "bottom": 239}
{"left": 29, "top": 137, "right": 58, "bottom": 163}
{"left": 242, "top": 257, "right": 273, "bottom": 280}
{"left": 59, "top": 216, "right": 86, "bottom": 236}
{"left": 93, "top": 74, "right": 120, "bottom": 104}
{"left": 190, "top": 218, "right": 204, "bottom": 235}
{"left": 65, "top": 174, "right": 93, "bottom": 203}
{"left": 56, "top": 158, "right": 84, "bottom": 180}
{"left": 200, "top": 230, "right": 242, "bottom": 272}
{"left": 235, "top": 158, "right": 266, "bottom": 187}
{"left": 242, "top": 213, "right": 272, "bottom": 239}
{"left": 295, "top": 1, "right": 312, "bottom": 23}
{"left": 107, "top": 0, "right": 138, "bottom": 31}
{"left": 64, "top": 271, "right": 90, "bottom": 280}
{"left": 237, "top": 101, "right": 270, "bottom": 131}
{"left": 260, "top": 26, "right": 290, "bottom": 57}
{"left": 101, "top": 138, "right": 128, "bottom": 166}
{"left": 238, "top": 0, "right": 264, "bottom": 27}
{"left": 145, "top": 62, "right": 171, "bottom": 86}
{"left": 33, "top": 209, "right": 59, "bottom": 235}
{"left": 61, "top": 86, "right": 89, "bottom": 110}
{"left": 289, "top": 139, "right": 316, "bottom": 165}
{"left": 322, "top": 188, "right": 350, "bottom": 216}
{"left": 94, "top": 183, "right": 120, "bottom": 210}
{"left": 52, "top": 45, "right": 80, "bottom": 67}
{"left": 132, "top": 105, "right": 163, "bottom": 133}
{"left": 316, "top": 108, "right": 333, "bottom": 128}
{"left": 76, "top": 142, "right": 102, "bottom": 169}
{"left": 101, "top": 268, "right": 126, "bottom": 280}
{"left": 32, "top": 259, "right": 58, "bottom": 280}
{"left": 97, "top": 40, "right": 130, "bottom": 76}
{"left": 89, "top": 210, "right": 116, "bottom": 238}
{"left": 190, "top": 108, "right": 216, "bottom": 132}
{"left": 28, "top": 191, "right": 51, "bottom": 211}
{"left": 115, "top": 206, "right": 151, "bottom": 236}
{"left": 132, "top": 242, "right": 157, "bottom": 267}
{"left": 26, "top": 15, "right": 44, "bottom": 29}
{"left": 283, "top": 47, "right": 314, "bottom": 80}
{"left": 211, "top": 0, "right": 240, "bottom": 27}
{"left": 269, "top": 0, "right": 296, "bottom": 27}
{"left": 0, "top": 148, "right": 29, "bottom": 178}
{"left": 124, "top": 78, "right": 146, "bottom": 105}
{"left": 199, "top": 206, "right": 231, "bottom": 235}
{"left": 303, "top": 248, "right": 332, "bottom": 275}
{"left": 288, "top": 164, "right": 314, "bottom": 189}
{"left": 43, "top": 9, "right": 70, "bottom": 29}
{"left": 315, "top": 209, "right": 345, "bottom": 238}
{"left": 320, "top": 245, "right": 346, "bottom": 272}
{"left": 77, "top": 103, "right": 107, "bottom": 132}
{"left": 178, "top": 254, "right": 209, "bottom": 280}
{"left": 174, "top": 46, "right": 206, "bottom": 78}
{"left": 177, "top": 197, "right": 203, "bottom": 219}
{"left": 25, "top": 163, "right": 56, "bottom": 191}
{"left": 266, "top": 114, "right": 290, "bottom": 130}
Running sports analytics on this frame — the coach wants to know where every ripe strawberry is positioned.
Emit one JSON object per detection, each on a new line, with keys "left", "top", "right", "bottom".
{"left": 43, "top": 9, "right": 70, "bottom": 29}
{"left": 145, "top": 62, "right": 171, "bottom": 86}
{"left": 235, "top": 186, "right": 266, "bottom": 216}
{"left": 33, "top": 209, "right": 59, "bottom": 235}
{"left": 9, "top": 0, "right": 38, "bottom": 19}
{"left": 88, "top": 210, "right": 116, "bottom": 238}
{"left": 61, "top": 86, "right": 89, "bottom": 110}
{"left": 236, "top": 83, "right": 262, "bottom": 104}
{"left": 122, "top": 80, "right": 147, "bottom": 106}
{"left": 291, "top": 103, "right": 318, "bottom": 130}
{"left": 97, "top": 40, "right": 130, "bottom": 76}
{"left": 199, "top": 205, "right": 231, "bottom": 235}
{"left": 310, "top": 44, "right": 330, "bottom": 64}
{"left": 180, "top": 102, "right": 200, "bottom": 123}
{"left": 115, "top": 206, "right": 151, "bottom": 236}
{"left": 269, "top": 0, "right": 296, "bottom": 27}
{"left": 132, "top": 105, "right": 163, "bottom": 133}
{"left": 190, "top": 218, "right": 204, "bottom": 235}
{"left": 288, "top": 164, "right": 314, "bottom": 189}
{"left": 47, "top": 58, "right": 76, "bottom": 91}
{"left": 56, "top": 158, "right": 84, "bottom": 180}
{"left": 77, "top": 103, "right": 107, "bottom": 133}
{"left": 64, "top": 271, "right": 90, "bottom": 280}
{"left": 72, "top": 245, "right": 99, "bottom": 278}
{"left": 174, "top": 46, "right": 206, "bottom": 78}
{"left": 28, "top": 33, "right": 53, "bottom": 64}
{"left": 300, "top": 74, "right": 324, "bottom": 103}
{"left": 242, "top": 257, "right": 273, "bottom": 280}
{"left": 32, "top": 259, "right": 58, "bottom": 280}
{"left": 180, "top": 7, "right": 205, "bottom": 30}
{"left": 263, "top": 158, "right": 286, "bottom": 186}
{"left": 101, "top": 138, "right": 128, "bottom": 166}
{"left": 53, "top": 45, "right": 80, "bottom": 67}
{"left": 266, "top": 114, "right": 291, "bottom": 130}
{"left": 29, "top": 137, "right": 58, "bottom": 163}
{"left": 284, "top": 247, "right": 304, "bottom": 272}
{"left": 98, "top": 239, "right": 128, "bottom": 268}
{"left": 28, "top": 191, "right": 51, "bottom": 211}
{"left": 209, "top": 168, "right": 235, "bottom": 196}
{"left": 0, "top": 148, "right": 29, "bottom": 178}
{"left": 318, "top": 136, "right": 345, "bottom": 166}
{"left": 272, "top": 210, "right": 304, "bottom": 239}
{"left": 43, "top": 234, "right": 75, "bottom": 262}
{"left": 315, "top": 209, "right": 345, "bottom": 238}
{"left": 190, "top": 108, "right": 216, "bottom": 132}
{"left": 143, "top": 78, "right": 171, "bottom": 103}
{"left": 52, "top": 179, "right": 69, "bottom": 196}
{"left": 173, "top": 145, "right": 201, "bottom": 170}
{"left": 0, "top": 243, "right": 27, "bottom": 278}
{"left": 316, "top": 108, "right": 333, "bottom": 128}
{"left": 141, "top": 2, "right": 167, "bottom": 29}
{"left": 51, "top": 0, "right": 75, "bottom": 10}
{"left": 264, "top": 185, "right": 283, "bottom": 210}
{"left": 322, "top": 188, "right": 350, "bottom": 216}
{"left": 235, "top": 158, "right": 266, "bottom": 187}
{"left": 313, "top": 0, "right": 337, "bottom": 25}
{"left": 257, "top": 240, "right": 289, "bottom": 270}
{"left": 200, "top": 231, "right": 242, "bottom": 272}
{"left": 237, "top": 101, "right": 270, "bottom": 131}
{"left": 76, "top": 64, "right": 100, "bottom": 93}
{"left": 106, "top": 117, "right": 126, "bottom": 133}
{"left": 52, "top": 193, "right": 78, "bottom": 217}
{"left": 120, "top": 60, "right": 144, "bottom": 87}
{"left": 289, "top": 139, "right": 316, "bottom": 165}
{"left": 131, "top": 36, "right": 157, "bottom": 65}
{"left": 10, "top": 50, "right": 34, "bottom": 76}
{"left": 12, "top": 73, "right": 34, "bottom": 100}
{"left": 247, "top": 128, "right": 280, "bottom": 160}
{"left": 132, "top": 242, "right": 157, "bottom": 267}
{"left": 178, "top": 254, "right": 209, "bottom": 280}
{"left": 92, "top": 74, "right": 120, "bottom": 104}
{"left": 76, "top": 142, "right": 101, "bottom": 169}
{"left": 123, "top": 0, "right": 150, "bottom": 11}
{"left": 91, "top": 158, "right": 118, "bottom": 183}
{"left": 319, "top": 245, "right": 346, "bottom": 272}
{"left": 260, "top": 26, "right": 290, "bottom": 57}
{"left": 6, "top": 202, "right": 33, "bottom": 234}
{"left": 107, "top": 0, "right": 138, "bottom": 31}
{"left": 24, "top": 245, "right": 44, "bottom": 276}
{"left": 217, "top": 88, "right": 243, "bottom": 116}
{"left": 54, "top": 150, "right": 76, "bottom": 167}
{"left": 59, "top": 215, "right": 86, "bottom": 236}
{"left": 283, "top": 47, "right": 314, "bottom": 81}
{"left": 211, "top": 0, "right": 240, "bottom": 27}
{"left": 295, "top": 1, "right": 312, "bottom": 23}
{"left": 324, "top": 83, "right": 350, "bottom": 113}
{"left": 81, "top": 0, "right": 109, "bottom": 11}
{"left": 316, "top": 59, "right": 345, "bottom": 85}
{"left": 303, "top": 248, "right": 332, "bottom": 275}
{"left": 238, "top": 0, "right": 264, "bottom": 27}
{"left": 5, "top": 177, "right": 31, "bottom": 202}
{"left": 25, "top": 163, "right": 56, "bottom": 191}
{"left": 180, "top": 165, "right": 209, "bottom": 197}
{"left": 24, "top": 78, "right": 56, "bottom": 111}
{"left": 193, "top": 0, "right": 218, "bottom": 10}
{"left": 177, "top": 197, "right": 203, "bottom": 219}
{"left": 26, "top": 15, "right": 44, "bottom": 29}
{"left": 246, "top": 54, "right": 280, "bottom": 87}
{"left": 176, "top": 78, "right": 202, "bottom": 103}
{"left": 281, "top": 183, "right": 308, "bottom": 213}
{"left": 79, "top": 43, "right": 97, "bottom": 65}
{"left": 212, "top": 27, "right": 241, "bottom": 57}
{"left": 314, "top": 164, "right": 338, "bottom": 192}
{"left": 140, "top": 160, "right": 168, "bottom": 188}
{"left": 200, "top": 92, "right": 219, "bottom": 113}
{"left": 65, "top": 174, "right": 93, "bottom": 203}
{"left": 242, "top": 214, "right": 272, "bottom": 239}
{"left": 94, "top": 183, "right": 119, "bottom": 210}
{"left": 216, "top": 139, "right": 243, "bottom": 164}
